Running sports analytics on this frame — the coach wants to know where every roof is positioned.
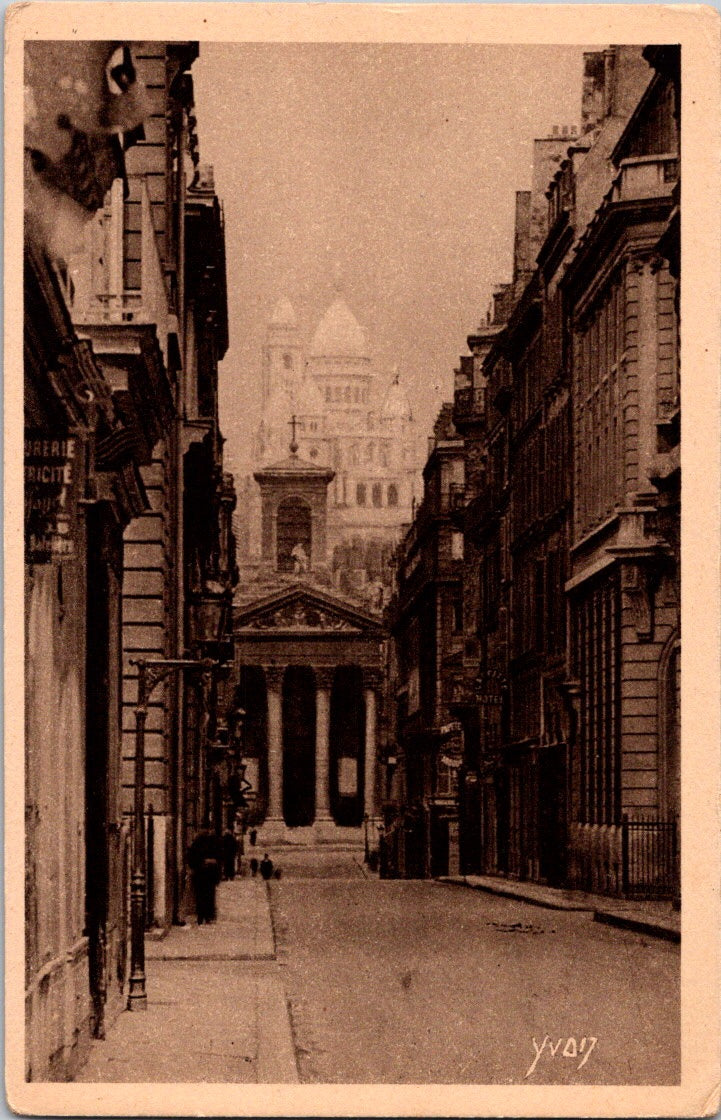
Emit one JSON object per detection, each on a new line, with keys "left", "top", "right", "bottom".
{"left": 309, "top": 296, "right": 367, "bottom": 359}
{"left": 270, "top": 297, "right": 297, "bottom": 328}
{"left": 253, "top": 451, "right": 334, "bottom": 482}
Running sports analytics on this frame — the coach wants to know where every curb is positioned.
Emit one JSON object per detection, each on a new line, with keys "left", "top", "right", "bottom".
{"left": 437, "top": 876, "right": 680, "bottom": 941}
{"left": 593, "top": 909, "right": 681, "bottom": 943}
{"left": 437, "top": 876, "right": 593, "bottom": 912}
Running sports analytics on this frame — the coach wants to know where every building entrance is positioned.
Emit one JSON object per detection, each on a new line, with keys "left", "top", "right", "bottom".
{"left": 282, "top": 666, "right": 316, "bottom": 826}
{"left": 330, "top": 666, "right": 365, "bottom": 826}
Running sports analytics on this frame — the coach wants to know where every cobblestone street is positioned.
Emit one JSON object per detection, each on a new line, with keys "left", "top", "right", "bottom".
{"left": 269, "top": 848, "right": 680, "bottom": 1084}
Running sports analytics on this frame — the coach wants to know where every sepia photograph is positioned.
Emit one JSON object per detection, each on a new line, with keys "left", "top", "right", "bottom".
{"left": 6, "top": 3, "right": 720, "bottom": 1115}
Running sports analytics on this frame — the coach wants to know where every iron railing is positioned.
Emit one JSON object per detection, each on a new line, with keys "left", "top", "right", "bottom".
{"left": 621, "top": 813, "right": 679, "bottom": 900}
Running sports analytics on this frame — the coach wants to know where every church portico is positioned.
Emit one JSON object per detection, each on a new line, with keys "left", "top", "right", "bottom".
{"left": 232, "top": 586, "right": 383, "bottom": 845}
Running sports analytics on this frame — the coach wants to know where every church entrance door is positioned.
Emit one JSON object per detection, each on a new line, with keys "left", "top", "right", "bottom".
{"left": 282, "top": 666, "right": 316, "bottom": 826}
{"left": 330, "top": 666, "right": 365, "bottom": 827}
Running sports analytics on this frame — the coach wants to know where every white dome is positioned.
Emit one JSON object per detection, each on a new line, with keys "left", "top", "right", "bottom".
{"left": 310, "top": 297, "right": 367, "bottom": 359}
{"left": 270, "top": 297, "right": 297, "bottom": 328}
{"left": 382, "top": 370, "right": 413, "bottom": 421}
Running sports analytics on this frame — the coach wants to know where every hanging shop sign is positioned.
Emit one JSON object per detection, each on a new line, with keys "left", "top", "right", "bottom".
{"left": 25, "top": 430, "right": 80, "bottom": 563}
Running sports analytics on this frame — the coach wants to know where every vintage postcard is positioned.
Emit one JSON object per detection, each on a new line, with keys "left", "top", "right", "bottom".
{"left": 5, "top": 2, "right": 720, "bottom": 1116}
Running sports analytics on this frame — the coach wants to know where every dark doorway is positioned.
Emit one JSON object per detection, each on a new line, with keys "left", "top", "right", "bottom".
{"left": 538, "top": 744, "right": 568, "bottom": 886}
{"left": 430, "top": 811, "right": 450, "bottom": 877}
{"left": 276, "top": 498, "right": 311, "bottom": 572}
{"left": 495, "top": 770, "right": 510, "bottom": 875}
{"left": 282, "top": 666, "right": 316, "bottom": 826}
{"left": 85, "top": 506, "right": 123, "bottom": 1039}
{"left": 330, "top": 666, "right": 364, "bottom": 826}
{"left": 234, "top": 668, "right": 268, "bottom": 823}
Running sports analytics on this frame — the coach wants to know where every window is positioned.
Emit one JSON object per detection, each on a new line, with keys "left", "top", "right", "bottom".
{"left": 356, "top": 483, "right": 367, "bottom": 506}
{"left": 574, "top": 574, "right": 621, "bottom": 825}
{"left": 451, "top": 531, "right": 464, "bottom": 561}
{"left": 325, "top": 387, "right": 332, "bottom": 403}
{"left": 283, "top": 353, "right": 293, "bottom": 370}
{"left": 344, "top": 386, "right": 351, "bottom": 402}
{"left": 372, "top": 483, "right": 383, "bottom": 508}
{"left": 276, "top": 498, "right": 311, "bottom": 572}
{"left": 452, "top": 592, "right": 463, "bottom": 634}
{"left": 387, "top": 483, "right": 398, "bottom": 507}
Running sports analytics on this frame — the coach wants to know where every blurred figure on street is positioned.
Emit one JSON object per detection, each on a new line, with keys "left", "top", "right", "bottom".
{"left": 249, "top": 857, "right": 259, "bottom": 877}
{"left": 249, "top": 827, "right": 258, "bottom": 847}
{"left": 260, "top": 853, "right": 274, "bottom": 881}
{"left": 187, "top": 827, "right": 221, "bottom": 924}
{"left": 221, "top": 828, "right": 237, "bottom": 880}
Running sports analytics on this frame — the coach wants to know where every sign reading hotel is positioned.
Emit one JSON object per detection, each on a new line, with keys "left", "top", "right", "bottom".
{"left": 24, "top": 430, "right": 78, "bottom": 563}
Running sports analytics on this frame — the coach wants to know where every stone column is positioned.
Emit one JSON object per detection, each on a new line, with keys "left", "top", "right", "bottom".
{"left": 363, "top": 676, "right": 378, "bottom": 822}
{"left": 264, "top": 666, "right": 285, "bottom": 825}
{"left": 315, "top": 668, "right": 334, "bottom": 823}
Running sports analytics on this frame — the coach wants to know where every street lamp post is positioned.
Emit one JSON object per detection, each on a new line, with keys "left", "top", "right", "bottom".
{"left": 127, "top": 656, "right": 217, "bottom": 1011}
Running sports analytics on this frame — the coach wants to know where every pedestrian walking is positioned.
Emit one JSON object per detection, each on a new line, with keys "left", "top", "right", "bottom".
{"left": 249, "top": 857, "right": 259, "bottom": 877}
{"left": 221, "top": 828, "right": 237, "bottom": 880}
{"left": 249, "top": 827, "right": 258, "bottom": 848}
{"left": 186, "top": 826, "right": 221, "bottom": 924}
{"left": 259, "top": 853, "right": 274, "bottom": 881}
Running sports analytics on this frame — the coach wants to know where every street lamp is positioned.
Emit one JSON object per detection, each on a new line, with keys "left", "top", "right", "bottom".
{"left": 127, "top": 655, "right": 217, "bottom": 1011}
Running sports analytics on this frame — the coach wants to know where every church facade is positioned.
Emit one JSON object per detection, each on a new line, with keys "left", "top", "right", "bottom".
{"left": 227, "top": 438, "right": 385, "bottom": 845}
{"left": 243, "top": 290, "right": 422, "bottom": 605}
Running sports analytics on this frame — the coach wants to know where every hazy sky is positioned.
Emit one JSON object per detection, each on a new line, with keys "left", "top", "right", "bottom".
{"left": 194, "top": 43, "right": 586, "bottom": 475}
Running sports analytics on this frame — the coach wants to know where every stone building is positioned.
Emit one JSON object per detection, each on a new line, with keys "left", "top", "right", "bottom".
{"left": 383, "top": 405, "right": 466, "bottom": 878}
{"left": 230, "top": 438, "right": 385, "bottom": 845}
{"left": 24, "top": 39, "right": 149, "bottom": 1079}
{"left": 24, "top": 40, "right": 236, "bottom": 1078}
{"left": 449, "top": 45, "right": 680, "bottom": 898}
{"left": 245, "top": 288, "right": 422, "bottom": 604}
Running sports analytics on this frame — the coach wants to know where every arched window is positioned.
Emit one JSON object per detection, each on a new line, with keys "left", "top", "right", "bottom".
{"left": 283, "top": 353, "right": 293, "bottom": 370}
{"left": 372, "top": 482, "right": 383, "bottom": 508}
{"left": 387, "top": 482, "right": 398, "bottom": 507}
{"left": 276, "top": 498, "right": 311, "bottom": 572}
{"left": 356, "top": 483, "right": 367, "bottom": 506}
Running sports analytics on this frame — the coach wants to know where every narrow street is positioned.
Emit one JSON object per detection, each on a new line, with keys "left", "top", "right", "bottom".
{"left": 270, "top": 848, "right": 679, "bottom": 1084}
{"left": 74, "top": 844, "right": 679, "bottom": 1085}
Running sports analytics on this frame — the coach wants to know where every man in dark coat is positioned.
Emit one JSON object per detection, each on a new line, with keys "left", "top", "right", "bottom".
{"left": 221, "top": 829, "right": 237, "bottom": 880}
{"left": 187, "top": 827, "right": 221, "bottom": 924}
{"left": 259, "top": 853, "right": 274, "bottom": 881}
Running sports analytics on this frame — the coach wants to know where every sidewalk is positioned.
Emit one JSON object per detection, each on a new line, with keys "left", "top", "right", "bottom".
{"left": 76, "top": 879, "right": 299, "bottom": 1083}
{"left": 438, "top": 874, "right": 680, "bottom": 942}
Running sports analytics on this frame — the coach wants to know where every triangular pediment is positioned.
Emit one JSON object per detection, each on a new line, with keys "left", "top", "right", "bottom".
{"left": 234, "top": 583, "right": 383, "bottom": 636}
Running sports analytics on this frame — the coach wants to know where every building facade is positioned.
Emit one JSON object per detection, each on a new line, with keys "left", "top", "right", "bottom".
{"left": 445, "top": 44, "right": 680, "bottom": 899}
{"left": 245, "top": 291, "right": 422, "bottom": 604}
{"left": 383, "top": 405, "right": 466, "bottom": 878}
{"left": 24, "top": 40, "right": 236, "bottom": 1079}
{"left": 230, "top": 442, "right": 384, "bottom": 845}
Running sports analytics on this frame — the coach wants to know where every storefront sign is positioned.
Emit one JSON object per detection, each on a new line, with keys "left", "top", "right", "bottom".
{"left": 25, "top": 430, "right": 79, "bottom": 562}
